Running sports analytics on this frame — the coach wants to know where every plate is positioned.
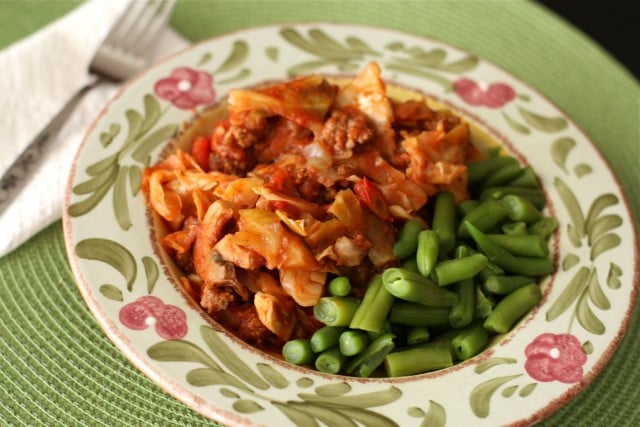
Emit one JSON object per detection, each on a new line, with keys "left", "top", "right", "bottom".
{"left": 63, "top": 23, "right": 639, "bottom": 426}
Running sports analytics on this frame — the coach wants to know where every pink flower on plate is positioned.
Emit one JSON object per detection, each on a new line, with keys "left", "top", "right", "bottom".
{"left": 454, "top": 78, "right": 516, "bottom": 108}
{"left": 154, "top": 67, "right": 216, "bottom": 109}
{"left": 524, "top": 333, "right": 587, "bottom": 383}
{"left": 119, "top": 295, "right": 188, "bottom": 339}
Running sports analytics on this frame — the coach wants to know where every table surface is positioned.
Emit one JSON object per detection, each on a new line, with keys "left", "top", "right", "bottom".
{"left": 1, "top": 1, "right": 638, "bottom": 426}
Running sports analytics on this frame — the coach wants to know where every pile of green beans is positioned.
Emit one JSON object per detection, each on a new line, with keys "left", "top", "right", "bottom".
{"left": 281, "top": 152, "right": 557, "bottom": 377}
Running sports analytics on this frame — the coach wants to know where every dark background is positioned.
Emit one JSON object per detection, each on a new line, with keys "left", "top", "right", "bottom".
{"left": 537, "top": 1, "right": 638, "bottom": 79}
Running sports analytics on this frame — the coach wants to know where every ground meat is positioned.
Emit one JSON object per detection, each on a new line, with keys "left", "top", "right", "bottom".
{"left": 200, "top": 284, "right": 236, "bottom": 313}
{"left": 209, "top": 114, "right": 271, "bottom": 174}
{"left": 254, "top": 118, "right": 313, "bottom": 164}
{"left": 174, "top": 250, "right": 195, "bottom": 274}
{"left": 215, "top": 303, "right": 278, "bottom": 348}
{"left": 224, "top": 110, "right": 271, "bottom": 149}
{"left": 422, "top": 113, "right": 461, "bottom": 133}
{"left": 285, "top": 163, "right": 351, "bottom": 204}
{"left": 209, "top": 125, "right": 252, "bottom": 175}
{"left": 393, "top": 99, "right": 436, "bottom": 123}
{"left": 320, "top": 109, "right": 373, "bottom": 158}
{"left": 393, "top": 100, "right": 461, "bottom": 133}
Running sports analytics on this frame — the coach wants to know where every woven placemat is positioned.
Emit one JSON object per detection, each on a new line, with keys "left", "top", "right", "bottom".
{"left": 1, "top": 1, "right": 638, "bottom": 426}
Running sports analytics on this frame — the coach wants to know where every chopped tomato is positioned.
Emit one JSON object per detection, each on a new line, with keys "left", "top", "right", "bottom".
{"left": 265, "top": 166, "right": 289, "bottom": 192}
{"left": 191, "top": 136, "right": 211, "bottom": 171}
{"left": 353, "top": 177, "right": 391, "bottom": 221}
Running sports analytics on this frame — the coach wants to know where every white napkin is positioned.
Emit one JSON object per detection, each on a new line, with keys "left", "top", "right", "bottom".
{"left": 0, "top": 0, "right": 189, "bottom": 258}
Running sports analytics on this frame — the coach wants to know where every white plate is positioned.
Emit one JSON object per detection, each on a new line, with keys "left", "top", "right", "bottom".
{"left": 63, "top": 23, "right": 639, "bottom": 427}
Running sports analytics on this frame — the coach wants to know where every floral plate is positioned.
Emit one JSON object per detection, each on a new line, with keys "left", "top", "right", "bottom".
{"left": 63, "top": 23, "right": 639, "bottom": 427}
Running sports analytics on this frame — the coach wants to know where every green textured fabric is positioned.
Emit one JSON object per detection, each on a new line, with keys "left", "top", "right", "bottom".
{"left": 1, "top": 1, "right": 638, "bottom": 426}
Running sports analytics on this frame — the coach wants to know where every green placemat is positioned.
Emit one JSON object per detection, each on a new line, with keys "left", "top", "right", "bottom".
{"left": 1, "top": 1, "right": 638, "bottom": 426}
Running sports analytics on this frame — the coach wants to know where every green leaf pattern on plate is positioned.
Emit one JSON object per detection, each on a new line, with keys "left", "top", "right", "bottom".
{"left": 197, "top": 52, "right": 213, "bottom": 66}
{"left": 279, "top": 27, "right": 476, "bottom": 91}
{"left": 99, "top": 284, "right": 123, "bottom": 302}
{"left": 113, "top": 165, "right": 132, "bottom": 230}
{"left": 518, "top": 382, "right": 537, "bottom": 397}
{"left": 549, "top": 169, "right": 623, "bottom": 334}
{"left": 470, "top": 374, "right": 522, "bottom": 418}
{"left": 147, "top": 325, "right": 406, "bottom": 426}
{"left": 233, "top": 399, "right": 264, "bottom": 414}
{"left": 130, "top": 123, "right": 180, "bottom": 165}
{"left": 142, "top": 256, "right": 159, "bottom": 294}
{"left": 411, "top": 400, "right": 446, "bottom": 427}
{"left": 517, "top": 107, "right": 568, "bottom": 133}
{"left": 75, "top": 238, "right": 137, "bottom": 292}
{"left": 502, "top": 112, "right": 531, "bottom": 135}
{"left": 550, "top": 137, "right": 576, "bottom": 172}
{"left": 607, "top": 263, "right": 623, "bottom": 289}
{"left": 68, "top": 95, "right": 172, "bottom": 223}
{"left": 215, "top": 40, "right": 249, "bottom": 74}
{"left": 265, "top": 46, "right": 279, "bottom": 62}
{"left": 99, "top": 123, "right": 121, "bottom": 147}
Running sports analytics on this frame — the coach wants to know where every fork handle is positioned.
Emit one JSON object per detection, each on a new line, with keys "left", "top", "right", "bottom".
{"left": 0, "top": 77, "right": 100, "bottom": 216}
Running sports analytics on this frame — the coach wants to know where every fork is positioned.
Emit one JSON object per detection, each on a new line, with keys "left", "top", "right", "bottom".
{"left": 0, "top": 0, "right": 176, "bottom": 215}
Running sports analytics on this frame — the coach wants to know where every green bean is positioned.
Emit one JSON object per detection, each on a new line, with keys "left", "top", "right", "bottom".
{"left": 339, "top": 330, "right": 370, "bottom": 356}
{"left": 477, "top": 261, "right": 505, "bottom": 281}
{"left": 382, "top": 268, "right": 459, "bottom": 307}
{"left": 350, "top": 274, "right": 395, "bottom": 333}
{"left": 467, "top": 155, "right": 519, "bottom": 186}
{"left": 388, "top": 303, "right": 451, "bottom": 327}
{"left": 367, "top": 319, "right": 392, "bottom": 341}
{"left": 393, "top": 219, "right": 424, "bottom": 259}
{"left": 451, "top": 322, "right": 489, "bottom": 361}
{"left": 463, "top": 221, "right": 554, "bottom": 276}
{"left": 501, "top": 221, "right": 528, "bottom": 236}
{"left": 432, "top": 253, "right": 488, "bottom": 286}
{"left": 479, "top": 186, "right": 546, "bottom": 210}
{"left": 484, "top": 275, "right": 536, "bottom": 295}
{"left": 481, "top": 163, "right": 524, "bottom": 189}
{"left": 486, "top": 146, "right": 502, "bottom": 158}
{"left": 486, "top": 233, "right": 549, "bottom": 258}
{"left": 528, "top": 216, "right": 559, "bottom": 240}
{"left": 454, "top": 244, "right": 474, "bottom": 258}
{"left": 456, "top": 244, "right": 504, "bottom": 281}
{"left": 474, "top": 285, "right": 495, "bottom": 319}
{"left": 483, "top": 283, "right": 542, "bottom": 334}
{"left": 432, "top": 191, "right": 457, "bottom": 254}
{"left": 406, "top": 327, "right": 431, "bottom": 345}
{"left": 401, "top": 257, "right": 420, "bottom": 273}
{"left": 458, "top": 199, "right": 480, "bottom": 216}
{"left": 430, "top": 320, "right": 480, "bottom": 341}
{"left": 416, "top": 230, "right": 439, "bottom": 277}
{"left": 501, "top": 194, "right": 543, "bottom": 223}
{"left": 310, "top": 326, "right": 347, "bottom": 353}
{"left": 328, "top": 276, "right": 351, "bottom": 297}
{"left": 448, "top": 279, "right": 475, "bottom": 328}
{"left": 457, "top": 199, "right": 509, "bottom": 238}
{"left": 345, "top": 333, "right": 396, "bottom": 377}
{"left": 384, "top": 344, "right": 454, "bottom": 377}
{"left": 314, "top": 346, "right": 347, "bottom": 374}
{"left": 507, "top": 165, "right": 539, "bottom": 188}
{"left": 313, "top": 296, "right": 360, "bottom": 326}
{"left": 282, "top": 339, "right": 315, "bottom": 365}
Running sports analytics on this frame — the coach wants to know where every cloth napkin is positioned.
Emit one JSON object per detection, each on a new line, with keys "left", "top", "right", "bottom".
{"left": 0, "top": 0, "right": 189, "bottom": 258}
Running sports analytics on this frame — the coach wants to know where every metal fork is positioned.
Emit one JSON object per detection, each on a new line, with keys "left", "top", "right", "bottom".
{"left": 0, "top": 0, "right": 176, "bottom": 214}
